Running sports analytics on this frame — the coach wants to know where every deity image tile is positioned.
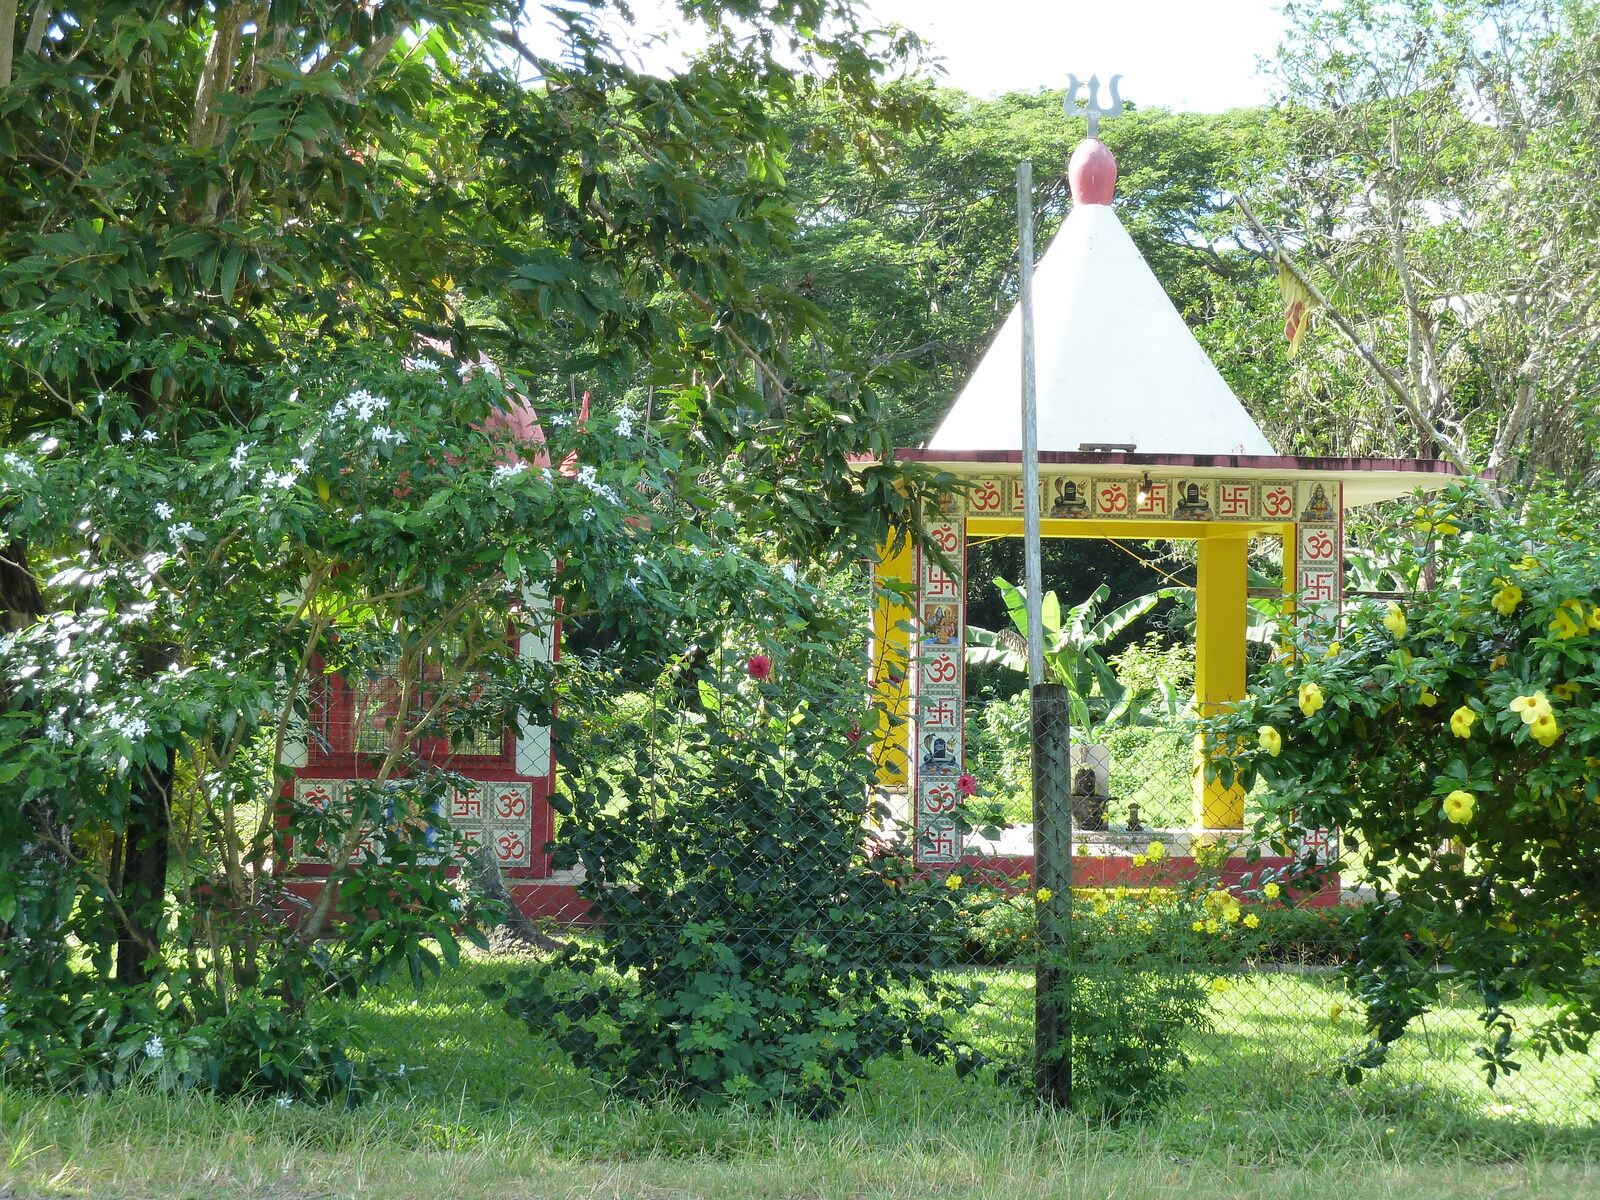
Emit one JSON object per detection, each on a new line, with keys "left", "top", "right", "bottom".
{"left": 1299, "top": 482, "right": 1336, "bottom": 523}
{"left": 1173, "top": 480, "right": 1212, "bottom": 519}
{"left": 1049, "top": 477, "right": 1090, "bottom": 517}
{"left": 919, "top": 731, "right": 961, "bottom": 776}
{"left": 922, "top": 602, "right": 960, "bottom": 647}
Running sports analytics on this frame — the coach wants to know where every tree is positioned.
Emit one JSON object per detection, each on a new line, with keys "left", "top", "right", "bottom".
{"left": 1202, "top": 484, "right": 1600, "bottom": 1083}
{"left": 1241, "top": 0, "right": 1600, "bottom": 504}
{"left": 0, "top": 0, "right": 952, "bottom": 1097}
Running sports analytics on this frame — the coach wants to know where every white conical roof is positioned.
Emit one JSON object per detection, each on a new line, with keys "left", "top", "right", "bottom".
{"left": 927, "top": 201, "right": 1276, "bottom": 456}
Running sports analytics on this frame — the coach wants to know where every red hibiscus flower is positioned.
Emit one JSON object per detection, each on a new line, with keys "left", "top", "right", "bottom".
{"left": 746, "top": 654, "right": 773, "bottom": 682}
{"left": 956, "top": 774, "right": 977, "bottom": 797}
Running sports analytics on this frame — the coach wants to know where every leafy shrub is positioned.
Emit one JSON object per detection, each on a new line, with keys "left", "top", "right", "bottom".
{"left": 1202, "top": 484, "right": 1600, "bottom": 1084}
{"left": 489, "top": 653, "right": 984, "bottom": 1115}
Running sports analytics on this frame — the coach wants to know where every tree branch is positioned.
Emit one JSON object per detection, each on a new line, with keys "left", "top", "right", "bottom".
{"left": 1232, "top": 192, "right": 1495, "bottom": 510}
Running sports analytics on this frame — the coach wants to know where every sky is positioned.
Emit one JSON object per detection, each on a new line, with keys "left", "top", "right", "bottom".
{"left": 524, "top": 0, "right": 1296, "bottom": 114}
{"left": 860, "top": 0, "right": 1291, "bottom": 112}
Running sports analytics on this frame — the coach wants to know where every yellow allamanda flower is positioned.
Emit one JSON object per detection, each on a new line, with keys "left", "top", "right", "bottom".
{"left": 1491, "top": 582, "right": 1522, "bottom": 617}
{"left": 1329, "top": 1002, "right": 1345, "bottom": 1027}
{"left": 1530, "top": 712, "right": 1562, "bottom": 748}
{"left": 1553, "top": 682, "right": 1580, "bottom": 701}
{"left": 1324, "top": 641, "right": 1342, "bottom": 658}
{"left": 1258, "top": 725, "right": 1282, "bottom": 757}
{"left": 1419, "top": 688, "right": 1439, "bottom": 707}
{"left": 1550, "top": 601, "right": 1588, "bottom": 640}
{"left": 1450, "top": 706, "right": 1476, "bottom": 739}
{"left": 1509, "top": 691, "right": 1552, "bottom": 724}
{"left": 1442, "top": 789, "right": 1476, "bottom": 825}
{"left": 1383, "top": 602, "right": 1407, "bottom": 638}
{"left": 1298, "top": 681, "right": 1325, "bottom": 717}
{"left": 1587, "top": 606, "right": 1600, "bottom": 631}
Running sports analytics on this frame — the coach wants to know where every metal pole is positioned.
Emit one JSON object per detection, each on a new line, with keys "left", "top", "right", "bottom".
{"left": 1032, "top": 682, "right": 1073, "bottom": 1106}
{"left": 1018, "top": 162, "right": 1045, "bottom": 689}
{"left": 1019, "top": 161, "right": 1072, "bottom": 1107}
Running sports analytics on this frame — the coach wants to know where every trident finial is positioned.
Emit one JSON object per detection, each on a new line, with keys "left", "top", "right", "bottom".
{"left": 1064, "top": 74, "right": 1124, "bottom": 139}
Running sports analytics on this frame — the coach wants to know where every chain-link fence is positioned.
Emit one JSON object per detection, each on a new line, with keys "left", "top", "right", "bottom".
{"left": 482, "top": 671, "right": 1600, "bottom": 1125}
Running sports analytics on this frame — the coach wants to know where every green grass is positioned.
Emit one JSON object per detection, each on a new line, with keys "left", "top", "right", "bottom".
{"left": 3, "top": 956, "right": 1599, "bottom": 1199}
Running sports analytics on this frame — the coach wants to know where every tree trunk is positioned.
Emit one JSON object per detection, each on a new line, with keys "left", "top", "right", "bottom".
{"left": 111, "top": 645, "right": 177, "bottom": 986}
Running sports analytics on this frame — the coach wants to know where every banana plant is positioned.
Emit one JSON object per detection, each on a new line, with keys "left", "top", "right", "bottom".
{"left": 965, "top": 577, "right": 1185, "bottom": 733}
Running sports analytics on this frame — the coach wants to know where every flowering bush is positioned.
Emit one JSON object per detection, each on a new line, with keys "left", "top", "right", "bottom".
{"left": 1201, "top": 484, "right": 1600, "bottom": 1084}
{"left": 488, "top": 639, "right": 983, "bottom": 1115}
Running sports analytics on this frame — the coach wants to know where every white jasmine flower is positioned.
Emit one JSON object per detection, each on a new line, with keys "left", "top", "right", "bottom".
{"left": 331, "top": 389, "right": 388, "bottom": 423}
{"left": 144, "top": 1035, "right": 164, "bottom": 1059}
{"left": 449, "top": 898, "right": 464, "bottom": 913}
{"left": 168, "top": 521, "right": 197, "bottom": 542}
{"left": 120, "top": 430, "right": 133, "bottom": 443}
{"left": 780, "top": 563, "right": 797, "bottom": 583}
{"left": 274, "top": 1095, "right": 294, "bottom": 1108}
{"left": 457, "top": 362, "right": 473, "bottom": 380}
{"left": 141, "top": 430, "right": 157, "bottom": 443}
{"left": 291, "top": 457, "right": 308, "bottom": 474}
{"left": 370, "top": 426, "right": 405, "bottom": 446}
{"left": 582, "top": 508, "right": 596, "bottom": 522}
{"left": 123, "top": 716, "right": 150, "bottom": 739}
{"left": 270, "top": 472, "right": 297, "bottom": 489}
{"left": 45, "top": 725, "right": 70, "bottom": 744}
{"left": 616, "top": 413, "right": 634, "bottom": 438}
{"left": 625, "top": 575, "right": 642, "bottom": 590}
{"left": 576, "top": 465, "right": 597, "bottom": 487}
{"left": 154, "top": 502, "right": 174, "bottom": 520}
{"left": 549, "top": 414, "right": 571, "bottom": 428}
{"left": 2, "top": 452, "right": 35, "bottom": 477}
{"left": 403, "top": 357, "right": 440, "bottom": 372}
{"left": 0, "top": 1002, "right": 8, "bottom": 1015}
{"left": 632, "top": 554, "right": 647, "bottom": 566}
{"left": 228, "top": 442, "right": 254, "bottom": 470}
{"left": 492, "top": 462, "right": 527, "bottom": 482}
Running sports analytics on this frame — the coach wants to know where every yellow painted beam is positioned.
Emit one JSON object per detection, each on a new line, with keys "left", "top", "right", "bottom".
{"left": 1194, "top": 535, "right": 1249, "bottom": 830}
{"left": 964, "top": 517, "right": 1287, "bottom": 541}
{"left": 870, "top": 533, "right": 915, "bottom": 787}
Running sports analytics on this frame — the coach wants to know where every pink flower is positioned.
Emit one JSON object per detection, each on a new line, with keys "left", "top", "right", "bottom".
{"left": 956, "top": 774, "right": 977, "bottom": 797}
{"left": 845, "top": 721, "right": 862, "bottom": 745}
{"left": 746, "top": 654, "right": 773, "bottom": 682}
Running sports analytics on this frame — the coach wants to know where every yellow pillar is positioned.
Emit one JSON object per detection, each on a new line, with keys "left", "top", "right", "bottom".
{"left": 1194, "top": 533, "right": 1249, "bottom": 830}
{"left": 870, "top": 533, "right": 915, "bottom": 788}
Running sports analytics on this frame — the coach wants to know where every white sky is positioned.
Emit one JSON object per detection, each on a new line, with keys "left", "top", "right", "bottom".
{"left": 524, "top": 0, "right": 1294, "bottom": 113}
{"left": 861, "top": 0, "right": 1290, "bottom": 112}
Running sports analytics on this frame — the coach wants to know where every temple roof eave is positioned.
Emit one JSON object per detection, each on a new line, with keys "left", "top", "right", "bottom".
{"left": 862, "top": 449, "right": 1465, "bottom": 510}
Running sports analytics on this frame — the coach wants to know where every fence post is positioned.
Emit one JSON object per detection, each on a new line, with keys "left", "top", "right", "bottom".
{"left": 1032, "top": 680, "right": 1073, "bottom": 1106}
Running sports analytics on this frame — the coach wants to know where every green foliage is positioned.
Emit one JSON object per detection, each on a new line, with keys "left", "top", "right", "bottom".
{"left": 1202, "top": 483, "right": 1600, "bottom": 1085}
{"left": 490, "top": 651, "right": 984, "bottom": 1115}
{"left": 966, "top": 577, "right": 1184, "bottom": 734}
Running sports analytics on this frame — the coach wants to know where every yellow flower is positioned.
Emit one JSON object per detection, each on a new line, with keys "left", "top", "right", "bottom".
{"left": 1243, "top": 912, "right": 1261, "bottom": 930}
{"left": 1329, "top": 1002, "right": 1345, "bottom": 1027}
{"left": 1210, "top": 977, "right": 1230, "bottom": 994}
{"left": 1450, "top": 706, "right": 1476, "bottom": 739}
{"left": 1203, "top": 919, "right": 1220, "bottom": 934}
{"left": 1263, "top": 882, "right": 1282, "bottom": 900}
{"left": 1553, "top": 682, "right": 1580, "bottom": 701}
{"left": 1510, "top": 691, "right": 1552, "bottom": 724}
{"left": 1419, "top": 688, "right": 1439, "bottom": 707}
{"left": 1324, "top": 641, "right": 1342, "bottom": 658}
{"left": 1131, "top": 854, "right": 1148, "bottom": 868}
{"left": 945, "top": 874, "right": 963, "bottom": 890}
{"left": 1588, "top": 606, "right": 1600, "bottom": 632}
{"left": 1076, "top": 843, "right": 1091, "bottom": 857}
{"left": 1413, "top": 505, "right": 1460, "bottom": 536}
{"left": 1146, "top": 840, "right": 1167, "bottom": 861}
{"left": 1258, "top": 725, "right": 1282, "bottom": 757}
{"left": 1298, "top": 682, "right": 1325, "bottom": 717}
{"left": 1093, "top": 898, "right": 1109, "bottom": 916}
{"left": 1530, "top": 712, "right": 1562, "bottom": 748}
{"left": 1192, "top": 920, "right": 1205, "bottom": 933}
{"left": 1491, "top": 582, "right": 1522, "bottom": 617}
{"left": 1442, "top": 790, "right": 1475, "bottom": 825}
{"left": 1513, "top": 555, "right": 1538, "bottom": 572}
{"left": 1383, "top": 602, "right": 1407, "bottom": 638}
{"left": 1550, "top": 603, "right": 1587, "bottom": 640}
{"left": 1034, "top": 887, "right": 1052, "bottom": 903}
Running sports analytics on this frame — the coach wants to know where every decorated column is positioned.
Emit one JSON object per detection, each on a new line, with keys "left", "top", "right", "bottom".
{"left": 910, "top": 511, "right": 967, "bottom": 866}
